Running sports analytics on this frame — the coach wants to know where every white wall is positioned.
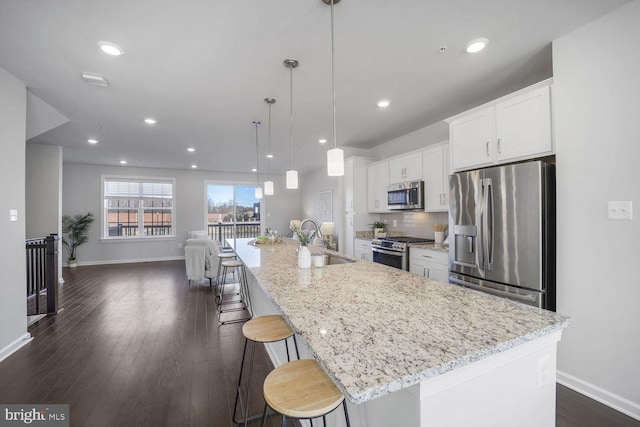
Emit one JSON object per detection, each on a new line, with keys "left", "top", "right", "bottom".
{"left": 0, "top": 66, "right": 29, "bottom": 357}
{"left": 300, "top": 167, "right": 344, "bottom": 247}
{"left": 63, "top": 163, "right": 300, "bottom": 264}
{"left": 553, "top": 0, "right": 640, "bottom": 418}
{"left": 370, "top": 121, "right": 448, "bottom": 160}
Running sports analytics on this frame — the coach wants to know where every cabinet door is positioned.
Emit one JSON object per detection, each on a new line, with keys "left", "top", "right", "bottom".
{"left": 423, "top": 145, "right": 445, "bottom": 212}
{"left": 450, "top": 107, "right": 495, "bottom": 171}
{"left": 442, "top": 142, "right": 450, "bottom": 209}
{"left": 389, "top": 152, "right": 422, "bottom": 184}
{"left": 409, "top": 258, "right": 428, "bottom": 277}
{"left": 344, "top": 158, "right": 355, "bottom": 213}
{"left": 367, "top": 162, "right": 389, "bottom": 213}
{"left": 496, "top": 86, "right": 552, "bottom": 162}
{"left": 426, "top": 262, "right": 449, "bottom": 282}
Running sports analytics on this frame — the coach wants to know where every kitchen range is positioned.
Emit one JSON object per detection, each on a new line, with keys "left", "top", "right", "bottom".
{"left": 371, "top": 236, "right": 434, "bottom": 270}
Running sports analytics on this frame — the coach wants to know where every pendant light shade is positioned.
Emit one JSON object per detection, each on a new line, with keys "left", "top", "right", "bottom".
{"left": 325, "top": 0, "right": 344, "bottom": 177}
{"left": 253, "top": 121, "right": 263, "bottom": 200}
{"left": 286, "top": 170, "right": 298, "bottom": 189}
{"left": 264, "top": 180, "right": 274, "bottom": 195}
{"left": 327, "top": 147, "right": 344, "bottom": 176}
{"left": 264, "top": 98, "right": 276, "bottom": 196}
{"left": 284, "top": 58, "right": 299, "bottom": 190}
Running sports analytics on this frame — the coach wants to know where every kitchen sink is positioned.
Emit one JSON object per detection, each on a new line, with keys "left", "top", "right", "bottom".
{"left": 311, "top": 253, "right": 356, "bottom": 266}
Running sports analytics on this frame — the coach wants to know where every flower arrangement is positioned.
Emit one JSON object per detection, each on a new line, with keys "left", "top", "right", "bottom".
{"left": 293, "top": 227, "right": 316, "bottom": 246}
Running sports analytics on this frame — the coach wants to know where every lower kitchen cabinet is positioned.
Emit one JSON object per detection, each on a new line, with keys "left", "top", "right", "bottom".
{"left": 409, "top": 247, "right": 448, "bottom": 282}
{"left": 354, "top": 238, "right": 373, "bottom": 262}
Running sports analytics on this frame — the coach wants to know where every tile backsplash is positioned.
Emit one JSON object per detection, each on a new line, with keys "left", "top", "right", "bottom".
{"left": 378, "top": 211, "right": 449, "bottom": 239}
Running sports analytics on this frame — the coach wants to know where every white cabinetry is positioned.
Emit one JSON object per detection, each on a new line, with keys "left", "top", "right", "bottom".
{"left": 448, "top": 81, "right": 553, "bottom": 172}
{"left": 423, "top": 142, "right": 450, "bottom": 212}
{"left": 367, "top": 161, "right": 389, "bottom": 213}
{"left": 343, "top": 157, "right": 374, "bottom": 257}
{"left": 389, "top": 152, "right": 423, "bottom": 184}
{"left": 354, "top": 239, "right": 373, "bottom": 262}
{"left": 409, "top": 248, "right": 449, "bottom": 282}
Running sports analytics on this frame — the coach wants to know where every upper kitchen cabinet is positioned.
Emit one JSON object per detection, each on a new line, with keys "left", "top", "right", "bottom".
{"left": 389, "top": 152, "right": 423, "bottom": 184}
{"left": 447, "top": 79, "right": 553, "bottom": 172}
{"left": 423, "top": 142, "right": 450, "bottom": 212}
{"left": 345, "top": 157, "right": 371, "bottom": 213}
{"left": 367, "top": 161, "right": 389, "bottom": 213}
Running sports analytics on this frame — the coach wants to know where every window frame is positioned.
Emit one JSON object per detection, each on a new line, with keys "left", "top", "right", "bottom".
{"left": 203, "top": 180, "right": 262, "bottom": 241}
{"left": 101, "top": 175, "right": 177, "bottom": 241}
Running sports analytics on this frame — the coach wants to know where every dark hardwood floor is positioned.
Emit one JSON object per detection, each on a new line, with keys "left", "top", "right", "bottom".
{"left": 1, "top": 261, "right": 638, "bottom": 427}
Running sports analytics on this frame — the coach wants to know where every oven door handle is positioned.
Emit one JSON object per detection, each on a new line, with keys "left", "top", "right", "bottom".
{"left": 371, "top": 247, "right": 402, "bottom": 257}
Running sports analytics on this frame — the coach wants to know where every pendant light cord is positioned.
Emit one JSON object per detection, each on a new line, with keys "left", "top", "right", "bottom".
{"left": 331, "top": 0, "right": 337, "bottom": 150}
{"left": 254, "top": 121, "right": 260, "bottom": 186}
{"left": 289, "top": 65, "right": 294, "bottom": 169}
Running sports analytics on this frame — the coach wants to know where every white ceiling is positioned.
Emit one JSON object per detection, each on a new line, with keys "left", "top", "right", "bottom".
{"left": 0, "top": 0, "right": 629, "bottom": 175}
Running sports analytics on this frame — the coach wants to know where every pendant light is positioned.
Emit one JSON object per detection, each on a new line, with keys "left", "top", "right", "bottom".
{"left": 264, "top": 98, "right": 276, "bottom": 196}
{"left": 253, "top": 121, "right": 263, "bottom": 199}
{"left": 325, "top": 0, "right": 344, "bottom": 176}
{"left": 284, "top": 58, "right": 299, "bottom": 189}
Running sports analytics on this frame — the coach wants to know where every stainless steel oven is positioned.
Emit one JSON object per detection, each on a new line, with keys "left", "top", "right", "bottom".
{"left": 371, "top": 237, "right": 434, "bottom": 270}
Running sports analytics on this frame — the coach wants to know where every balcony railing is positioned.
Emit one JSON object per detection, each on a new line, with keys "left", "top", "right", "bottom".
{"left": 208, "top": 222, "right": 260, "bottom": 243}
{"left": 108, "top": 224, "right": 173, "bottom": 236}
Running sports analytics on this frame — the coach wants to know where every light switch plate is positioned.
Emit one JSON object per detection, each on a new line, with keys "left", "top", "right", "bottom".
{"left": 10, "top": 209, "right": 17, "bottom": 222}
{"left": 608, "top": 201, "right": 633, "bottom": 220}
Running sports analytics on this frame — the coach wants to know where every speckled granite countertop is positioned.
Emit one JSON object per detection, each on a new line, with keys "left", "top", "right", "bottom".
{"left": 408, "top": 242, "right": 449, "bottom": 253}
{"left": 229, "top": 238, "right": 568, "bottom": 404}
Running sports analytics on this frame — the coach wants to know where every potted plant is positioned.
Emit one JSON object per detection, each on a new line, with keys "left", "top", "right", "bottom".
{"left": 370, "top": 220, "right": 387, "bottom": 238}
{"left": 62, "top": 212, "right": 94, "bottom": 268}
{"left": 292, "top": 227, "right": 316, "bottom": 269}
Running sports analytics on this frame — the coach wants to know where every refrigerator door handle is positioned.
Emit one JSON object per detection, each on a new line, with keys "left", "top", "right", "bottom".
{"left": 449, "top": 277, "right": 538, "bottom": 304}
{"left": 482, "top": 178, "right": 494, "bottom": 270}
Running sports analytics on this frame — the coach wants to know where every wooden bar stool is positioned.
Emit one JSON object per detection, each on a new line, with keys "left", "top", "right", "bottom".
{"left": 217, "top": 259, "right": 251, "bottom": 325}
{"left": 260, "top": 359, "right": 351, "bottom": 427}
{"left": 233, "top": 315, "right": 299, "bottom": 426}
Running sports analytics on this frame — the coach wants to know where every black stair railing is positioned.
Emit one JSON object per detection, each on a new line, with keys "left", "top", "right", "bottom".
{"left": 25, "top": 234, "right": 59, "bottom": 315}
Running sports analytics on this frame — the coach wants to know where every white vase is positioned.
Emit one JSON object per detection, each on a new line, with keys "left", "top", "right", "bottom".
{"left": 297, "top": 245, "right": 311, "bottom": 269}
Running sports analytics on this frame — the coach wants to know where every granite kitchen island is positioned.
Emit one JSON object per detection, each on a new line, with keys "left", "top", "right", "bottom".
{"left": 228, "top": 238, "right": 569, "bottom": 427}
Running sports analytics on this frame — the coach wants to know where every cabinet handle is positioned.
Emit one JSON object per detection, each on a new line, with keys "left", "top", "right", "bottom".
{"left": 423, "top": 267, "right": 426, "bottom": 277}
{"left": 497, "top": 138, "right": 502, "bottom": 154}
{"left": 422, "top": 254, "right": 432, "bottom": 258}
{"left": 439, "top": 194, "right": 443, "bottom": 205}
{"left": 427, "top": 268, "right": 431, "bottom": 278}
{"left": 486, "top": 141, "right": 490, "bottom": 156}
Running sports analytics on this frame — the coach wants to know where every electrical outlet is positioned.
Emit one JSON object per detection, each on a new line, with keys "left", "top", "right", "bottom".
{"left": 10, "top": 209, "right": 18, "bottom": 222}
{"left": 537, "top": 354, "right": 551, "bottom": 386}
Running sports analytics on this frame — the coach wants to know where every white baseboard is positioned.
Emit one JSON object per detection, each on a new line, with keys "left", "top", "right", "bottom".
{"left": 557, "top": 370, "right": 640, "bottom": 421}
{"left": 0, "top": 333, "right": 33, "bottom": 364}
{"left": 65, "top": 256, "right": 185, "bottom": 267}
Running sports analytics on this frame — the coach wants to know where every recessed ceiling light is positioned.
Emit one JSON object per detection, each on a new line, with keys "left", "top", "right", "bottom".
{"left": 144, "top": 118, "right": 157, "bottom": 125}
{"left": 266, "top": 153, "right": 274, "bottom": 159}
{"left": 97, "top": 41, "right": 125, "bottom": 56}
{"left": 187, "top": 147, "right": 196, "bottom": 152}
{"left": 119, "top": 160, "right": 127, "bottom": 165}
{"left": 377, "top": 99, "right": 391, "bottom": 108}
{"left": 465, "top": 38, "right": 489, "bottom": 53}
{"left": 251, "top": 168, "right": 257, "bottom": 172}
{"left": 87, "top": 139, "right": 99, "bottom": 144}
{"left": 191, "top": 164, "right": 198, "bottom": 169}
{"left": 318, "top": 139, "right": 327, "bottom": 144}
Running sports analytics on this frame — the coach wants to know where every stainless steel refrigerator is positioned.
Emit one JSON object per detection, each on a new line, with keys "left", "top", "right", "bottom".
{"left": 448, "top": 161, "right": 555, "bottom": 310}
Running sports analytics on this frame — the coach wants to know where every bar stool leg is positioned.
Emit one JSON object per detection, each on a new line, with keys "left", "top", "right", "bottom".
{"left": 343, "top": 400, "right": 351, "bottom": 427}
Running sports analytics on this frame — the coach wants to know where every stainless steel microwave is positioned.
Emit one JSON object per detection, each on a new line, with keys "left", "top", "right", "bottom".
{"left": 387, "top": 180, "right": 424, "bottom": 210}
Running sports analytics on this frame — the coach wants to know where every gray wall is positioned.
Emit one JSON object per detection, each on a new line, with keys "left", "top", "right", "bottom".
{"left": 63, "top": 163, "right": 300, "bottom": 264}
{"left": 553, "top": 0, "right": 640, "bottom": 417}
{"left": 0, "top": 66, "right": 28, "bottom": 354}
{"left": 300, "top": 167, "right": 344, "bottom": 248}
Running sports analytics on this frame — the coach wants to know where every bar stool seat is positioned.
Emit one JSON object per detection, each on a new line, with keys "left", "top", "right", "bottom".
{"left": 261, "top": 359, "right": 350, "bottom": 426}
{"left": 234, "top": 315, "right": 299, "bottom": 426}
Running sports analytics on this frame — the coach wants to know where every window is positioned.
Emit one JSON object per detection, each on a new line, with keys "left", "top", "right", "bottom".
{"left": 206, "top": 183, "right": 260, "bottom": 242}
{"left": 102, "top": 176, "right": 175, "bottom": 239}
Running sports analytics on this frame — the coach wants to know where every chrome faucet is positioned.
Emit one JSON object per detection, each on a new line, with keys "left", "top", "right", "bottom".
{"left": 299, "top": 218, "right": 322, "bottom": 240}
